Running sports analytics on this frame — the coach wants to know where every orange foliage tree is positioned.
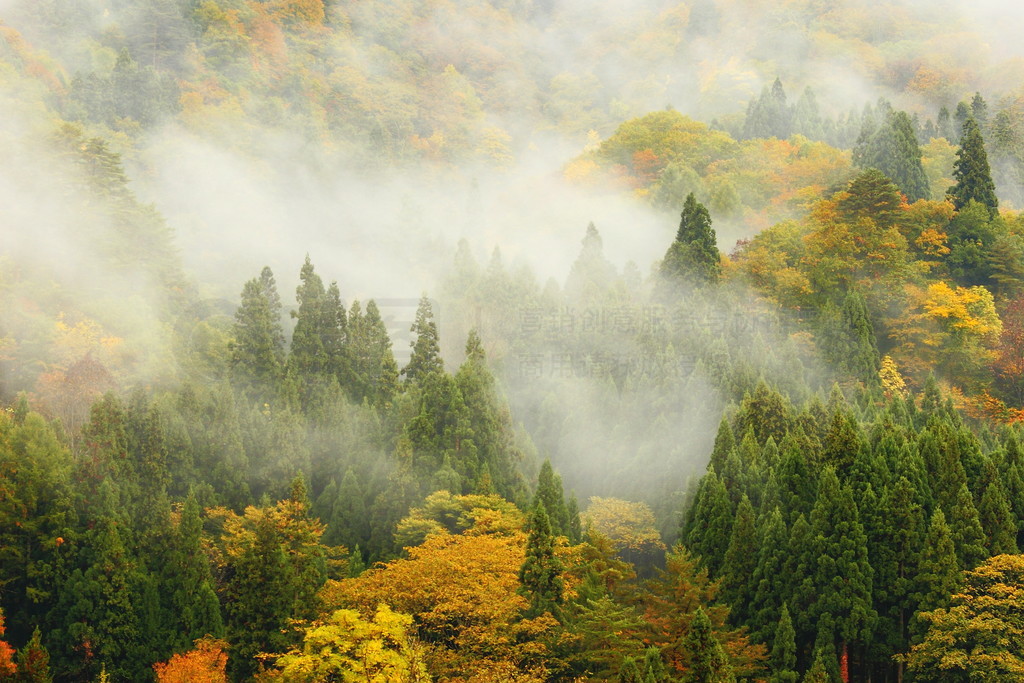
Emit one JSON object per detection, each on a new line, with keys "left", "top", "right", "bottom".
{"left": 641, "top": 545, "right": 766, "bottom": 680}
{"left": 0, "top": 611, "right": 16, "bottom": 677}
{"left": 153, "top": 637, "right": 228, "bottom": 683}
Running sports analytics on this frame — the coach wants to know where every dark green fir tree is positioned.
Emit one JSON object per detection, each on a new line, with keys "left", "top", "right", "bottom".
{"left": 660, "top": 193, "right": 720, "bottom": 286}
{"left": 948, "top": 117, "right": 999, "bottom": 216}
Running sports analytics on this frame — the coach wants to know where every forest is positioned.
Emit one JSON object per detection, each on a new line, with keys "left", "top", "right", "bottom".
{"left": 1, "top": 0, "right": 1024, "bottom": 681}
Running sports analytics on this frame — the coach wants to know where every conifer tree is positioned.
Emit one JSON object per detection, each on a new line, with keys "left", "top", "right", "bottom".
{"left": 770, "top": 604, "right": 799, "bottom": 683}
{"left": 173, "top": 493, "right": 224, "bottom": 646}
{"left": 565, "top": 222, "right": 618, "bottom": 301}
{"left": 970, "top": 92, "right": 989, "bottom": 130}
{"left": 642, "top": 647, "right": 669, "bottom": 683}
{"left": 226, "top": 524, "right": 286, "bottom": 678}
{"left": 948, "top": 117, "right": 999, "bottom": 216}
{"left": 937, "top": 106, "right": 954, "bottom": 140}
{"left": 709, "top": 417, "right": 736, "bottom": 474}
{"left": 402, "top": 295, "right": 443, "bottom": 382}
{"left": 230, "top": 266, "right": 285, "bottom": 397}
{"left": 535, "top": 460, "right": 570, "bottom": 537}
{"left": 683, "top": 469, "right": 733, "bottom": 576}
{"left": 874, "top": 476, "right": 924, "bottom": 658}
{"left": 17, "top": 627, "right": 52, "bottom": 683}
{"left": 660, "top": 193, "right": 720, "bottom": 286}
{"left": 809, "top": 469, "right": 874, "bottom": 670}
{"left": 948, "top": 483, "right": 987, "bottom": 570}
{"left": 742, "top": 77, "right": 791, "bottom": 140}
{"left": 567, "top": 493, "right": 583, "bottom": 544}
{"left": 913, "top": 509, "right": 960, "bottom": 637}
{"left": 682, "top": 607, "right": 736, "bottom": 683}
{"left": 519, "top": 502, "right": 565, "bottom": 619}
{"left": 853, "top": 110, "right": 930, "bottom": 201}
{"left": 978, "top": 477, "right": 1018, "bottom": 555}
{"left": 749, "top": 508, "right": 790, "bottom": 641}
{"left": 289, "top": 256, "right": 331, "bottom": 378}
{"left": 363, "top": 300, "right": 399, "bottom": 405}
{"left": 721, "top": 494, "right": 757, "bottom": 623}
{"left": 803, "top": 650, "right": 831, "bottom": 683}
{"left": 52, "top": 481, "right": 142, "bottom": 681}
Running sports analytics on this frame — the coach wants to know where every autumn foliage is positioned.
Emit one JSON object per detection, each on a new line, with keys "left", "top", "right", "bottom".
{"left": 153, "top": 638, "right": 229, "bottom": 683}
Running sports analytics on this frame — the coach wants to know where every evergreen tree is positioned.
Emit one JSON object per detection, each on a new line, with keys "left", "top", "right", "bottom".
{"left": 642, "top": 647, "right": 669, "bottom": 683}
{"left": 874, "top": 476, "right": 924, "bottom": 663}
{"left": 770, "top": 604, "right": 799, "bottom": 683}
{"left": 709, "top": 417, "right": 736, "bottom": 474}
{"left": 52, "top": 481, "right": 142, "bottom": 681}
{"left": 948, "top": 483, "right": 987, "bottom": 570}
{"left": 363, "top": 300, "right": 399, "bottom": 406}
{"left": 173, "top": 493, "right": 224, "bottom": 647}
{"left": 913, "top": 509, "right": 961, "bottom": 636}
{"left": 809, "top": 469, "right": 874, "bottom": 670}
{"left": 567, "top": 493, "right": 583, "bottom": 544}
{"left": 792, "top": 87, "right": 824, "bottom": 140}
{"left": 519, "top": 502, "right": 565, "bottom": 619}
{"left": 230, "top": 266, "right": 285, "bottom": 398}
{"left": 802, "top": 649, "right": 831, "bottom": 683}
{"left": 620, "top": 656, "right": 644, "bottom": 683}
{"left": 970, "top": 92, "right": 989, "bottom": 130}
{"left": 660, "top": 193, "right": 720, "bottom": 286}
{"left": 748, "top": 508, "right": 790, "bottom": 641}
{"left": 289, "top": 256, "right": 331, "bottom": 378}
{"left": 683, "top": 469, "right": 733, "bottom": 577}
{"left": 225, "top": 513, "right": 294, "bottom": 680}
{"left": 721, "top": 494, "right": 757, "bottom": 623}
{"left": 535, "top": 460, "right": 571, "bottom": 537}
{"left": 565, "top": 222, "right": 618, "bottom": 301}
{"left": 853, "top": 110, "right": 930, "bottom": 201}
{"left": 16, "top": 627, "right": 52, "bottom": 683}
{"left": 978, "top": 477, "right": 1018, "bottom": 555}
{"left": 681, "top": 606, "right": 735, "bottom": 683}
{"left": 742, "top": 77, "right": 791, "bottom": 140}
{"left": 948, "top": 117, "right": 999, "bottom": 216}
{"left": 402, "top": 295, "right": 443, "bottom": 382}
{"left": 937, "top": 106, "right": 954, "bottom": 140}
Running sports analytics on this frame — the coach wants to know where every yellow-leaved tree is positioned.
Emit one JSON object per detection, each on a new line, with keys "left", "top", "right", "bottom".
{"left": 891, "top": 281, "right": 1002, "bottom": 384}
{"left": 322, "top": 518, "right": 563, "bottom": 681}
{"left": 271, "top": 605, "right": 429, "bottom": 682}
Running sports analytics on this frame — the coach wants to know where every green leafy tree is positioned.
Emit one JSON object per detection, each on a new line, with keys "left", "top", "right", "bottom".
{"left": 904, "top": 554, "right": 1024, "bottom": 681}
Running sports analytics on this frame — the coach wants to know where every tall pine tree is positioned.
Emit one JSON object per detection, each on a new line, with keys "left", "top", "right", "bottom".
{"left": 948, "top": 117, "right": 999, "bottom": 216}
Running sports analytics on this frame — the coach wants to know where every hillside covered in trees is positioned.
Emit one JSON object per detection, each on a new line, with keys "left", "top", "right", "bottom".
{"left": 2, "top": 0, "right": 1024, "bottom": 682}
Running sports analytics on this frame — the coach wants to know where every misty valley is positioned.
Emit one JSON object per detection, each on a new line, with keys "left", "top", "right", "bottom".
{"left": 2, "top": 0, "right": 1024, "bottom": 681}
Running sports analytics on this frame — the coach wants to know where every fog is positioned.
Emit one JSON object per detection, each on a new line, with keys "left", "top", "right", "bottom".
{"left": 1, "top": 0, "right": 1022, "bottom": 509}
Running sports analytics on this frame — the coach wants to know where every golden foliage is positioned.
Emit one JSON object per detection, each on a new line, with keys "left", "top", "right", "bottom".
{"left": 323, "top": 529, "right": 557, "bottom": 680}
